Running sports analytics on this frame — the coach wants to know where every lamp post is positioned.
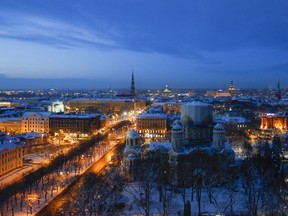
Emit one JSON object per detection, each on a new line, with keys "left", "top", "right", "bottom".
{"left": 26, "top": 193, "right": 38, "bottom": 215}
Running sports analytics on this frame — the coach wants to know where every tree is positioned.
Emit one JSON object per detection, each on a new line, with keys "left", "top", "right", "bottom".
{"left": 271, "top": 135, "right": 283, "bottom": 173}
{"left": 127, "top": 159, "right": 159, "bottom": 216}
{"left": 184, "top": 200, "right": 191, "bottom": 216}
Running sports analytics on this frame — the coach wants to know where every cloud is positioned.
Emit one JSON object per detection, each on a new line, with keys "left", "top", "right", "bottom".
{"left": 0, "top": 12, "right": 118, "bottom": 49}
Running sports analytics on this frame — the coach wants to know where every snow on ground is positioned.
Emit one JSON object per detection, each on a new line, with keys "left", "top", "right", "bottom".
{"left": 119, "top": 181, "right": 252, "bottom": 215}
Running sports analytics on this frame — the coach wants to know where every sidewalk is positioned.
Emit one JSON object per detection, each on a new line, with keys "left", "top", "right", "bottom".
{"left": 0, "top": 164, "right": 37, "bottom": 190}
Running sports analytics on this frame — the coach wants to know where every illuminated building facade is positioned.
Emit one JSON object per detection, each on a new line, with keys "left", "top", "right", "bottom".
{"left": 65, "top": 98, "right": 147, "bottom": 114}
{"left": 136, "top": 113, "right": 167, "bottom": 139}
{"left": 21, "top": 112, "right": 51, "bottom": 133}
{"left": 163, "top": 102, "right": 182, "bottom": 114}
{"left": 49, "top": 114, "right": 101, "bottom": 136}
{"left": 261, "top": 114, "right": 287, "bottom": 130}
{"left": 0, "top": 118, "right": 21, "bottom": 135}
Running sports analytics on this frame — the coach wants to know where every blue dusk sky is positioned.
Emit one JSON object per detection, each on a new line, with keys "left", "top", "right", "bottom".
{"left": 0, "top": 0, "right": 288, "bottom": 89}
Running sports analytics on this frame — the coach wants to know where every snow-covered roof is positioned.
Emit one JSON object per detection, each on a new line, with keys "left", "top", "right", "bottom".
{"left": 0, "top": 138, "right": 22, "bottom": 152}
{"left": 213, "top": 123, "right": 225, "bottom": 131}
{"left": 172, "top": 124, "right": 182, "bottom": 131}
{"left": 22, "top": 112, "right": 52, "bottom": 118}
{"left": 20, "top": 132, "right": 45, "bottom": 139}
{"left": 127, "top": 153, "right": 138, "bottom": 159}
{"left": 137, "top": 113, "right": 167, "bottom": 119}
{"left": 184, "top": 101, "right": 211, "bottom": 107}
{"left": 0, "top": 117, "right": 21, "bottom": 122}
{"left": 150, "top": 142, "right": 171, "bottom": 151}
{"left": 50, "top": 113, "right": 100, "bottom": 118}
{"left": 214, "top": 116, "right": 248, "bottom": 124}
{"left": 127, "top": 129, "right": 140, "bottom": 139}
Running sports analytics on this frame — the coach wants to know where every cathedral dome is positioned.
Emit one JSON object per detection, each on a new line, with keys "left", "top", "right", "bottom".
{"left": 172, "top": 123, "right": 182, "bottom": 131}
{"left": 181, "top": 115, "right": 194, "bottom": 125}
{"left": 127, "top": 153, "right": 138, "bottom": 159}
{"left": 173, "top": 119, "right": 182, "bottom": 126}
{"left": 213, "top": 123, "right": 225, "bottom": 131}
{"left": 127, "top": 129, "right": 140, "bottom": 139}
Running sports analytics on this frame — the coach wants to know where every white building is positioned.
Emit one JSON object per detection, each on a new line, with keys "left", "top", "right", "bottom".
{"left": 48, "top": 101, "right": 64, "bottom": 113}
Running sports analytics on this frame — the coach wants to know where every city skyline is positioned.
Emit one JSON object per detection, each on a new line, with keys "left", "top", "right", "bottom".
{"left": 1, "top": 0, "right": 288, "bottom": 89}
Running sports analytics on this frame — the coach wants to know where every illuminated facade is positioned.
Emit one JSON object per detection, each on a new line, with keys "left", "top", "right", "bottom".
{"left": 0, "top": 134, "right": 23, "bottom": 177}
{"left": 21, "top": 112, "right": 51, "bottom": 133}
{"left": 65, "top": 98, "right": 147, "bottom": 114}
{"left": 0, "top": 118, "right": 21, "bottom": 135}
{"left": 261, "top": 114, "right": 287, "bottom": 130}
{"left": 136, "top": 113, "right": 167, "bottom": 138}
{"left": 163, "top": 102, "right": 182, "bottom": 114}
{"left": 49, "top": 113, "right": 101, "bottom": 136}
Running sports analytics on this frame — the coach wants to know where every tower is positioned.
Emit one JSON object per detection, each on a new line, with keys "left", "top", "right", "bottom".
{"left": 275, "top": 79, "right": 281, "bottom": 100}
{"left": 130, "top": 71, "right": 135, "bottom": 97}
{"left": 228, "top": 80, "right": 235, "bottom": 96}
{"left": 171, "top": 122, "right": 184, "bottom": 152}
{"left": 212, "top": 123, "right": 226, "bottom": 149}
{"left": 123, "top": 129, "right": 141, "bottom": 180}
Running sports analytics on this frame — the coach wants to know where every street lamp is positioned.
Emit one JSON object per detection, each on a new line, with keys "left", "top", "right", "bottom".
{"left": 26, "top": 193, "right": 38, "bottom": 215}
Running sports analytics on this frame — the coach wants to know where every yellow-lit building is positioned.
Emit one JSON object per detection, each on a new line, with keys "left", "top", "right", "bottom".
{"left": 261, "top": 114, "right": 287, "bottom": 131}
{"left": 136, "top": 113, "right": 167, "bottom": 138}
{"left": 21, "top": 112, "right": 51, "bottom": 134}
{"left": 0, "top": 134, "right": 23, "bottom": 177}
{"left": 163, "top": 102, "right": 182, "bottom": 114}
{"left": 0, "top": 118, "right": 21, "bottom": 135}
{"left": 65, "top": 98, "right": 147, "bottom": 114}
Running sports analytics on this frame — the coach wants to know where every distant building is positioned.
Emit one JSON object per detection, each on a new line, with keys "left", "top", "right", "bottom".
{"left": 0, "top": 118, "right": 21, "bottom": 135}
{"left": 65, "top": 98, "right": 147, "bottom": 114}
{"left": 21, "top": 112, "right": 51, "bottom": 133}
{"left": 163, "top": 102, "right": 182, "bottom": 114}
{"left": 228, "top": 80, "right": 236, "bottom": 96}
{"left": 136, "top": 113, "right": 167, "bottom": 139}
{"left": 214, "top": 116, "right": 249, "bottom": 131}
{"left": 215, "top": 91, "right": 231, "bottom": 97}
{"left": 261, "top": 113, "right": 287, "bottom": 131}
{"left": 48, "top": 101, "right": 65, "bottom": 113}
{"left": 18, "top": 132, "right": 47, "bottom": 154}
{"left": 0, "top": 133, "right": 23, "bottom": 177}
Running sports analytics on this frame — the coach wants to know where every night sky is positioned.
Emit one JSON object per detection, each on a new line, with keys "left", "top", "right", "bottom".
{"left": 0, "top": 0, "right": 288, "bottom": 89}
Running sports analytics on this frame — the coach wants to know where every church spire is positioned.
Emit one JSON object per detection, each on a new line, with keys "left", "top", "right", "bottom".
{"left": 228, "top": 80, "right": 235, "bottom": 96}
{"left": 130, "top": 70, "right": 135, "bottom": 96}
{"left": 275, "top": 79, "right": 281, "bottom": 100}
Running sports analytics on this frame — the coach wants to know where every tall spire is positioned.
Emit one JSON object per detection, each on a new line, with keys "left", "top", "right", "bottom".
{"left": 130, "top": 70, "right": 135, "bottom": 96}
{"left": 228, "top": 80, "right": 235, "bottom": 96}
{"left": 275, "top": 79, "right": 281, "bottom": 100}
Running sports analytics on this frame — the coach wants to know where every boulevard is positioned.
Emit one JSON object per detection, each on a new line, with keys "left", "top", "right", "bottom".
{"left": 0, "top": 121, "right": 130, "bottom": 216}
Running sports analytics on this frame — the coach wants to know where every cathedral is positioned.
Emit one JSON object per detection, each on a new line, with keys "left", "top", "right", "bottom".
{"left": 123, "top": 101, "right": 235, "bottom": 183}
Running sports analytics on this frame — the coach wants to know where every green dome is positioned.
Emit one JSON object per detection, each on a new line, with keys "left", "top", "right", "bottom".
{"left": 181, "top": 115, "right": 194, "bottom": 125}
